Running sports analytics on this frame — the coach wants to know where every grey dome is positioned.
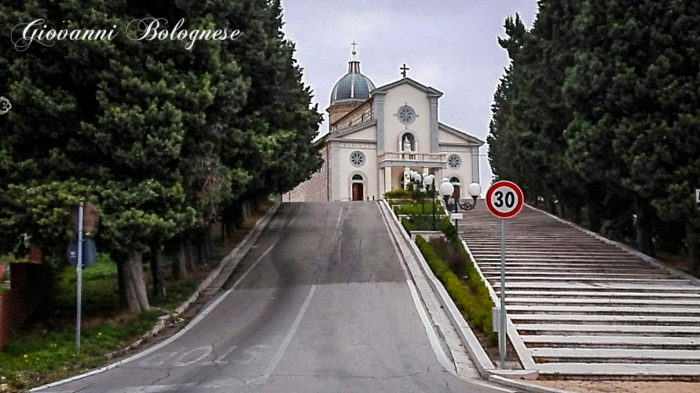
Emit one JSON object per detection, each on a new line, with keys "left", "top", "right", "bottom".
{"left": 330, "top": 59, "right": 375, "bottom": 104}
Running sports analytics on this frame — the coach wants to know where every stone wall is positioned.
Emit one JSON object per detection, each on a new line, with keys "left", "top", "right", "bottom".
{"left": 285, "top": 144, "right": 330, "bottom": 202}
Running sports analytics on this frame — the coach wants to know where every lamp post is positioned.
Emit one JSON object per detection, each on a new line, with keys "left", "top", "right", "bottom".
{"left": 440, "top": 179, "right": 455, "bottom": 215}
{"left": 441, "top": 179, "right": 483, "bottom": 232}
{"left": 457, "top": 182, "right": 484, "bottom": 211}
{"left": 410, "top": 171, "right": 425, "bottom": 216}
{"left": 423, "top": 174, "right": 436, "bottom": 230}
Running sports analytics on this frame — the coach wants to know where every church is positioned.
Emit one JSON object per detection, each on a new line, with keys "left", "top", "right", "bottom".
{"left": 286, "top": 46, "right": 484, "bottom": 202}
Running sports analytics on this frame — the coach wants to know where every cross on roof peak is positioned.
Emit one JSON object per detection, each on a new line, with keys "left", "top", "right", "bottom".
{"left": 400, "top": 63, "right": 409, "bottom": 78}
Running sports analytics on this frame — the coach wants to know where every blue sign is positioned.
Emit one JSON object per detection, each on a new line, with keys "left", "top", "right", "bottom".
{"left": 67, "top": 238, "right": 97, "bottom": 268}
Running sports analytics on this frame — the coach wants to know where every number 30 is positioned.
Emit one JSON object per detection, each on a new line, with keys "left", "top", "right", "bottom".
{"left": 494, "top": 190, "right": 515, "bottom": 208}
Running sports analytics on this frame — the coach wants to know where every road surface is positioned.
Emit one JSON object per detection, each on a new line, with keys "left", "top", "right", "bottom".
{"left": 39, "top": 202, "right": 501, "bottom": 393}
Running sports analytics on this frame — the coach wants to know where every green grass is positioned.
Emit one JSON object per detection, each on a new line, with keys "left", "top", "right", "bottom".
{"left": 55, "top": 254, "right": 120, "bottom": 313}
{"left": 0, "top": 310, "right": 164, "bottom": 390}
{"left": 0, "top": 202, "right": 273, "bottom": 391}
{"left": 0, "top": 254, "right": 201, "bottom": 390}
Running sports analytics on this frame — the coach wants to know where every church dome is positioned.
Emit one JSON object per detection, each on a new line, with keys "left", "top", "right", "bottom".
{"left": 330, "top": 54, "right": 375, "bottom": 105}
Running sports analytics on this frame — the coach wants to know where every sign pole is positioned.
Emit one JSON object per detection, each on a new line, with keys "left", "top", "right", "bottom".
{"left": 499, "top": 218, "right": 507, "bottom": 369}
{"left": 76, "top": 202, "right": 84, "bottom": 353}
{"left": 486, "top": 180, "right": 523, "bottom": 370}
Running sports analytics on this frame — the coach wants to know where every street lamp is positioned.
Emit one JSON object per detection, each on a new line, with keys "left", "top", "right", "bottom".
{"left": 456, "top": 182, "right": 483, "bottom": 211}
{"left": 409, "top": 171, "right": 425, "bottom": 215}
{"left": 440, "top": 179, "right": 456, "bottom": 227}
{"left": 423, "top": 174, "right": 436, "bottom": 230}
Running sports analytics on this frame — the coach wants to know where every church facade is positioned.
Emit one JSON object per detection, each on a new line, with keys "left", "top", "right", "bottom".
{"left": 285, "top": 51, "right": 484, "bottom": 202}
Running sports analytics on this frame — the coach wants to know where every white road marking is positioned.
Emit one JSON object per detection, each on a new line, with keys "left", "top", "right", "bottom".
{"left": 213, "top": 344, "right": 238, "bottom": 365}
{"left": 259, "top": 284, "right": 316, "bottom": 384}
{"left": 406, "top": 279, "right": 457, "bottom": 375}
{"left": 138, "top": 348, "right": 183, "bottom": 367}
{"left": 230, "top": 203, "right": 303, "bottom": 289}
{"left": 32, "top": 206, "right": 300, "bottom": 391}
{"left": 238, "top": 344, "right": 270, "bottom": 365}
{"left": 173, "top": 345, "right": 213, "bottom": 367}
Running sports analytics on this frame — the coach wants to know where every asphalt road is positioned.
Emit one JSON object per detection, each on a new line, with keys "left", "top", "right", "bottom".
{"left": 38, "top": 202, "right": 496, "bottom": 393}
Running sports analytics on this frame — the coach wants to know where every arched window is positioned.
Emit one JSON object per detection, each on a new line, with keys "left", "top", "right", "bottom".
{"left": 450, "top": 177, "right": 460, "bottom": 184}
{"left": 352, "top": 174, "right": 363, "bottom": 181}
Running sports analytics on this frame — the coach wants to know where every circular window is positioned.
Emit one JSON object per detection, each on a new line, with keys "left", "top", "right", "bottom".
{"left": 350, "top": 151, "right": 365, "bottom": 167}
{"left": 397, "top": 105, "right": 416, "bottom": 125}
{"left": 447, "top": 154, "right": 461, "bottom": 169}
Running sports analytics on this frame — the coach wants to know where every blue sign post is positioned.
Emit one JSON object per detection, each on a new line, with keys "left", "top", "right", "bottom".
{"left": 67, "top": 202, "right": 98, "bottom": 353}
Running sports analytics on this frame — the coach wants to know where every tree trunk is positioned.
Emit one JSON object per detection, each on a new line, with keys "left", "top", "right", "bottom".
{"left": 117, "top": 259, "right": 127, "bottom": 310}
{"left": 179, "top": 243, "right": 192, "bottom": 274}
{"left": 172, "top": 243, "right": 188, "bottom": 281}
{"left": 546, "top": 196, "right": 556, "bottom": 215}
{"left": 204, "top": 226, "right": 215, "bottom": 259}
{"left": 573, "top": 205, "right": 582, "bottom": 225}
{"left": 585, "top": 200, "right": 602, "bottom": 233}
{"left": 149, "top": 245, "right": 166, "bottom": 297}
{"left": 635, "top": 197, "right": 655, "bottom": 257}
{"left": 197, "top": 229, "right": 210, "bottom": 262}
{"left": 184, "top": 239, "right": 196, "bottom": 272}
{"left": 221, "top": 220, "right": 227, "bottom": 244}
{"left": 121, "top": 251, "right": 149, "bottom": 313}
{"left": 686, "top": 222, "right": 700, "bottom": 275}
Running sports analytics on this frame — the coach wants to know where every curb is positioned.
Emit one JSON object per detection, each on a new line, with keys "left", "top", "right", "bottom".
{"left": 489, "top": 375, "right": 579, "bottom": 393}
{"left": 377, "top": 200, "right": 495, "bottom": 379}
{"left": 111, "top": 201, "right": 281, "bottom": 355}
{"left": 459, "top": 236, "right": 537, "bottom": 371}
{"left": 30, "top": 202, "right": 281, "bottom": 392}
{"left": 525, "top": 204, "right": 700, "bottom": 286}
{"left": 379, "top": 200, "right": 584, "bottom": 393}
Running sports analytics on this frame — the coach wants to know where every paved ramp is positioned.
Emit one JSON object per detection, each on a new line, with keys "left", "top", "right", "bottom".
{"left": 459, "top": 204, "right": 700, "bottom": 379}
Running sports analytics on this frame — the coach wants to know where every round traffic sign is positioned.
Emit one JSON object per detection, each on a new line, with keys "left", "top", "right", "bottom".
{"left": 486, "top": 181, "right": 524, "bottom": 218}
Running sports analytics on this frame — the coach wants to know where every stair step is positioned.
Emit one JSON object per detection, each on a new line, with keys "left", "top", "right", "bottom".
{"left": 522, "top": 335, "right": 700, "bottom": 349}
{"left": 507, "top": 305, "right": 700, "bottom": 315}
{"left": 476, "top": 257, "right": 640, "bottom": 263}
{"left": 516, "top": 324, "right": 700, "bottom": 335}
{"left": 506, "top": 297, "right": 700, "bottom": 306}
{"left": 509, "top": 314, "right": 700, "bottom": 325}
{"left": 531, "top": 348, "right": 700, "bottom": 364}
{"left": 537, "top": 362, "right": 700, "bottom": 377}
{"left": 492, "top": 282, "right": 699, "bottom": 291}
{"left": 497, "top": 290, "right": 700, "bottom": 298}
{"left": 480, "top": 271, "right": 673, "bottom": 279}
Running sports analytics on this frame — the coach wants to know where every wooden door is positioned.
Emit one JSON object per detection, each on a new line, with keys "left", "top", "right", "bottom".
{"left": 352, "top": 183, "right": 364, "bottom": 201}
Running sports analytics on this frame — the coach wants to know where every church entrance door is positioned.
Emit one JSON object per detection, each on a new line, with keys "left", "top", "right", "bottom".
{"left": 452, "top": 185, "right": 461, "bottom": 199}
{"left": 352, "top": 183, "right": 364, "bottom": 201}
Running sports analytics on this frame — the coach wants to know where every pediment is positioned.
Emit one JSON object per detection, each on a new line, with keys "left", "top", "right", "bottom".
{"left": 438, "top": 122, "right": 484, "bottom": 146}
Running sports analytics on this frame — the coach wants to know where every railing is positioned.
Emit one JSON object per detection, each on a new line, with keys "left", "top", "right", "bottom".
{"left": 378, "top": 152, "right": 446, "bottom": 163}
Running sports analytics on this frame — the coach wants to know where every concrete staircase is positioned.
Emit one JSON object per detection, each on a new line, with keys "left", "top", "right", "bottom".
{"left": 458, "top": 204, "right": 700, "bottom": 379}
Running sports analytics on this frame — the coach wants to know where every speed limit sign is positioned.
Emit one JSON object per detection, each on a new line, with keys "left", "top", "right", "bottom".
{"left": 486, "top": 180, "right": 524, "bottom": 218}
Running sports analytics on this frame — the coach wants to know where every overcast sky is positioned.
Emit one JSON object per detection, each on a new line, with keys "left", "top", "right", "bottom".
{"left": 279, "top": 0, "right": 539, "bottom": 187}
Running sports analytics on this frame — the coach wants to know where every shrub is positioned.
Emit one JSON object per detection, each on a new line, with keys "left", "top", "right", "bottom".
{"left": 394, "top": 202, "right": 445, "bottom": 216}
{"left": 401, "top": 218, "right": 417, "bottom": 233}
{"left": 416, "top": 234, "right": 497, "bottom": 344}
{"left": 384, "top": 189, "right": 410, "bottom": 199}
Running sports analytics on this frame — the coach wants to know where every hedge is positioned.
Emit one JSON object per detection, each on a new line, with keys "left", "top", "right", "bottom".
{"left": 416, "top": 235, "right": 497, "bottom": 344}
